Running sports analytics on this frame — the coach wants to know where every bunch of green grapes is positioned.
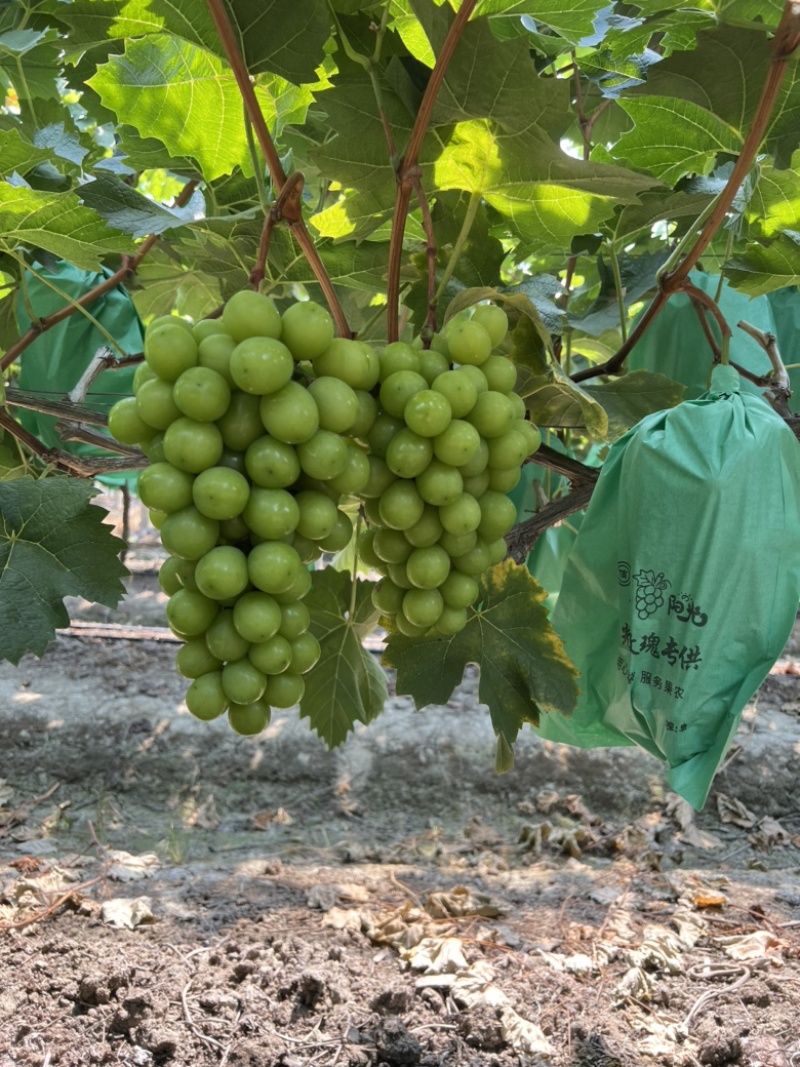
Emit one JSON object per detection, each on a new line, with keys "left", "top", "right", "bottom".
{"left": 360, "top": 304, "right": 541, "bottom": 637}
{"left": 108, "top": 291, "right": 377, "bottom": 736}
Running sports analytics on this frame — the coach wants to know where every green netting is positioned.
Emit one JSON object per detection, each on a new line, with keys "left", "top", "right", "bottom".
{"left": 536, "top": 366, "right": 800, "bottom": 810}
{"left": 15, "top": 261, "right": 144, "bottom": 486}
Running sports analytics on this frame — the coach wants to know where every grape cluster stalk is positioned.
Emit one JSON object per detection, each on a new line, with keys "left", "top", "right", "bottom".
{"left": 109, "top": 295, "right": 540, "bottom": 734}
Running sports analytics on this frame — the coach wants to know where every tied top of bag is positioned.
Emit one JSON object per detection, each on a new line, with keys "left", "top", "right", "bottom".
{"left": 540, "top": 363, "right": 800, "bottom": 810}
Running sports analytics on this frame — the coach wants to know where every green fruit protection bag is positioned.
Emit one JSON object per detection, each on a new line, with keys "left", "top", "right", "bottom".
{"left": 537, "top": 365, "right": 800, "bottom": 810}
{"left": 15, "top": 261, "right": 144, "bottom": 485}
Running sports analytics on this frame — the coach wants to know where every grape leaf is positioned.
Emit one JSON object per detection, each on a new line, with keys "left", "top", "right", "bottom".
{"left": 301, "top": 568, "right": 388, "bottom": 748}
{"left": 89, "top": 36, "right": 314, "bottom": 182}
{"left": 584, "top": 371, "right": 686, "bottom": 440}
{"left": 724, "top": 233, "right": 800, "bottom": 296}
{"left": 0, "top": 185, "right": 130, "bottom": 271}
{"left": 383, "top": 559, "right": 579, "bottom": 747}
{"left": 572, "top": 250, "right": 668, "bottom": 337}
{"left": 79, "top": 174, "right": 204, "bottom": 238}
{"left": 522, "top": 363, "right": 609, "bottom": 439}
{"left": 0, "top": 129, "right": 53, "bottom": 180}
{"left": 0, "top": 476, "right": 127, "bottom": 664}
{"left": 743, "top": 155, "right": 800, "bottom": 239}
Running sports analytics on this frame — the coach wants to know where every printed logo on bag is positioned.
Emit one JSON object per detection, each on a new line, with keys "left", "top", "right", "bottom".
{"left": 617, "top": 563, "right": 708, "bottom": 627}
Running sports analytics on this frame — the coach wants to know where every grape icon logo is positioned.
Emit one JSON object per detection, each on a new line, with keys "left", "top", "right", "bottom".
{"left": 633, "top": 569, "right": 670, "bottom": 620}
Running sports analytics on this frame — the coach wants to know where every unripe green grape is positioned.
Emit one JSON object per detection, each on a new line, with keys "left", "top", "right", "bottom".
{"left": 144, "top": 323, "right": 198, "bottom": 382}
{"left": 295, "top": 489, "right": 339, "bottom": 540}
{"left": 308, "top": 376, "right": 359, "bottom": 433}
{"left": 198, "top": 333, "right": 237, "bottom": 387}
{"left": 457, "top": 364, "right": 489, "bottom": 395}
{"left": 402, "top": 587, "right": 444, "bottom": 629}
{"left": 432, "top": 370, "right": 478, "bottom": 419}
{"left": 507, "top": 391, "right": 526, "bottom": 419}
{"left": 318, "top": 510, "right": 354, "bottom": 552}
{"left": 406, "top": 544, "right": 450, "bottom": 589}
{"left": 379, "top": 479, "right": 425, "bottom": 530}
{"left": 386, "top": 428, "right": 434, "bottom": 479}
{"left": 233, "top": 591, "right": 282, "bottom": 644}
{"left": 372, "top": 578, "right": 406, "bottom": 615}
{"left": 297, "top": 429, "right": 348, "bottom": 481}
{"left": 108, "top": 397, "right": 156, "bottom": 445}
{"left": 434, "top": 605, "right": 469, "bottom": 635}
{"left": 163, "top": 417, "right": 223, "bottom": 473}
{"left": 486, "top": 537, "right": 508, "bottom": 565}
{"left": 192, "top": 466, "right": 250, "bottom": 520}
{"left": 314, "top": 338, "right": 372, "bottom": 388}
{"left": 367, "top": 413, "right": 404, "bottom": 459}
{"left": 327, "top": 443, "right": 371, "bottom": 495}
{"left": 349, "top": 390, "right": 378, "bottom": 438}
{"left": 278, "top": 601, "right": 311, "bottom": 640}
{"left": 150, "top": 314, "right": 194, "bottom": 335}
{"left": 487, "top": 466, "right": 521, "bottom": 492}
{"left": 260, "top": 381, "right": 319, "bottom": 444}
{"left": 439, "top": 493, "right": 482, "bottom": 536}
{"left": 222, "top": 659, "right": 267, "bottom": 704}
{"left": 477, "top": 491, "right": 517, "bottom": 540}
{"left": 267, "top": 672, "right": 305, "bottom": 709}
{"left": 136, "top": 377, "right": 181, "bottom": 430}
{"left": 404, "top": 389, "right": 452, "bottom": 438}
{"left": 138, "top": 462, "right": 195, "bottom": 514}
{"left": 357, "top": 527, "right": 382, "bottom": 570}
{"left": 158, "top": 555, "right": 186, "bottom": 596}
{"left": 360, "top": 343, "right": 381, "bottom": 390}
{"left": 404, "top": 505, "right": 443, "bottom": 548}
{"left": 142, "top": 433, "right": 166, "bottom": 463}
{"left": 291, "top": 533, "right": 322, "bottom": 564}
{"left": 193, "top": 318, "right": 228, "bottom": 344}
{"left": 380, "top": 371, "right": 428, "bottom": 419}
{"left": 248, "top": 541, "right": 305, "bottom": 595}
{"left": 395, "top": 611, "right": 428, "bottom": 637}
{"left": 288, "top": 632, "right": 321, "bottom": 674}
{"left": 468, "top": 391, "right": 514, "bottom": 438}
{"left": 149, "top": 509, "right": 167, "bottom": 529}
{"left": 271, "top": 565, "right": 313, "bottom": 605}
{"left": 245, "top": 435, "right": 300, "bottom": 489}
{"left": 185, "top": 671, "right": 228, "bottom": 721}
{"left": 416, "top": 459, "right": 463, "bottom": 507}
{"left": 440, "top": 571, "right": 479, "bottom": 610}
{"left": 439, "top": 529, "right": 477, "bottom": 557}
{"left": 459, "top": 438, "right": 490, "bottom": 477}
{"left": 379, "top": 342, "right": 421, "bottom": 380}
{"left": 362, "top": 496, "right": 385, "bottom": 528}
{"left": 195, "top": 545, "right": 250, "bottom": 600}
{"left": 516, "top": 419, "right": 542, "bottom": 455}
{"left": 230, "top": 337, "right": 294, "bottom": 397}
{"left": 175, "top": 638, "right": 223, "bottom": 680}
{"left": 133, "top": 361, "right": 156, "bottom": 392}
{"left": 362, "top": 455, "right": 396, "bottom": 499}
{"left": 446, "top": 318, "right": 492, "bottom": 366}
{"left": 387, "top": 561, "right": 414, "bottom": 589}
{"left": 471, "top": 304, "right": 509, "bottom": 348}
{"left": 462, "top": 470, "right": 491, "bottom": 498}
{"left": 228, "top": 699, "right": 271, "bottom": 736}
{"left": 280, "top": 300, "right": 334, "bottom": 361}
{"left": 452, "top": 542, "right": 490, "bottom": 575}
{"left": 481, "top": 354, "right": 517, "bottom": 394}
{"left": 222, "top": 290, "right": 281, "bottom": 342}
{"left": 160, "top": 506, "right": 220, "bottom": 560}
{"left": 433, "top": 419, "right": 481, "bottom": 467}
{"left": 487, "top": 428, "right": 529, "bottom": 470}
{"left": 166, "top": 588, "right": 219, "bottom": 636}
{"left": 418, "top": 349, "right": 449, "bottom": 385}
{"left": 216, "top": 391, "right": 263, "bottom": 451}
{"left": 206, "top": 609, "right": 251, "bottom": 661}
{"left": 373, "top": 527, "right": 413, "bottom": 564}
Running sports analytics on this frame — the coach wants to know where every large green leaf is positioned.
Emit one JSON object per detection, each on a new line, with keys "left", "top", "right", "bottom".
{"left": 572, "top": 249, "right": 668, "bottom": 337}
{"left": 301, "top": 568, "right": 388, "bottom": 748}
{"left": 744, "top": 155, "right": 800, "bottom": 239}
{"left": 78, "top": 174, "right": 204, "bottom": 238}
{"left": 89, "top": 36, "right": 313, "bottom": 182}
{"left": 0, "top": 129, "right": 53, "bottom": 180}
{"left": 383, "top": 559, "right": 579, "bottom": 747}
{"left": 436, "top": 119, "right": 656, "bottom": 252}
{"left": 584, "top": 370, "right": 686, "bottom": 440}
{"left": 0, "top": 477, "right": 127, "bottom": 664}
{"left": 0, "top": 185, "right": 130, "bottom": 270}
{"left": 725, "top": 233, "right": 800, "bottom": 296}
{"left": 43, "top": 0, "right": 331, "bottom": 85}
{"left": 522, "top": 362, "right": 610, "bottom": 438}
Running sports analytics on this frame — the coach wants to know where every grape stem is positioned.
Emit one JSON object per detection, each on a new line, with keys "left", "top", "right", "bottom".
{"left": 205, "top": 0, "right": 352, "bottom": 339}
{"left": 0, "top": 406, "right": 145, "bottom": 476}
{"left": 250, "top": 173, "right": 306, "bottom": 289}
{"left": 386, "top": 0, "right": 478, "bottom": 343}
{"left": 0, "top": 180, "right": 199, "bottom": 374}
{"left": 571, "top": 0, "right": 800, "bottom": 385}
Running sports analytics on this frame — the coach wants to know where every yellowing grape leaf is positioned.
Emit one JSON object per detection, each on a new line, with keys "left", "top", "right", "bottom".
{"left": 302, "top": 567, "right": 388, "bottom": 748}
{"left": 0, "top": 477, "right": 127, "bottom": 663}
{"left": 383, "top": 560, "right": 579, "bottom": 750}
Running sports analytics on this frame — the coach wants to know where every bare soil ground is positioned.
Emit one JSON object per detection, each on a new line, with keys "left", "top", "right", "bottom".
{"left": 1, "top": 502, "right": 799, "bottom": 1067}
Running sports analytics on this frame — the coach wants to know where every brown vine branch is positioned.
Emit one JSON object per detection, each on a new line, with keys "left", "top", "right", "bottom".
{"left": 0, "top": 181, "right": 199, "bottom": 375}
{"left": 386, "top": 0, "right": 478, "bottom": 342}
{"left": 249, "top": 172, "right": 305, "bottom": 289}
{"left": 409, "top": 169, "right": 438, "bottom": 338}
{"left": 689, "top": 294, "right": 722, "bottom": 360}
{"left": 0, "top": 407, "right": 145, "bottom": 476}
{"left": 571, "top": 0, "right": 800, "bottom": 385}
{"left": 6, "top": 388, "right": 110, "bottom": 426}
{"left": 55, "top": 421, "right": 143, "bottom": 457}
{"left": 506, "top": 481, "right": 595, "bottom": 562}
{"left": 205, "top": 0, "right": 351, "bottom": 338}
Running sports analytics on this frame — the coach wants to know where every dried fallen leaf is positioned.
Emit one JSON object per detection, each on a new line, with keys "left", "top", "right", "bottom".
{"left": 100, "top": 897, "right": 155, "bottom": 929}
{"left": 106, "top": 850, "right": 159, "bottom": 882}
{"left": 716, "top": 794, "right": 757, "bottom": 829}
{"left": 718, "top": 930, "right": 787, "bottom": 961}
{"left": 251, "top": 807, "right": 294, "bottom": 830}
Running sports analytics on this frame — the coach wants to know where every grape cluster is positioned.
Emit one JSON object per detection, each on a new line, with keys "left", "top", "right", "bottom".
{"left": 360, "top": 305, "right": 541, "bottom": 636}
{"left": 108, "top": 290, "right": 373, "bottom": 735}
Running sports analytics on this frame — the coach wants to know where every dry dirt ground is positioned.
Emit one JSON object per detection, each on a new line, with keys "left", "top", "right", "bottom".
{"left": 1, "top": 507, "right": 799, "bottom": 1067}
